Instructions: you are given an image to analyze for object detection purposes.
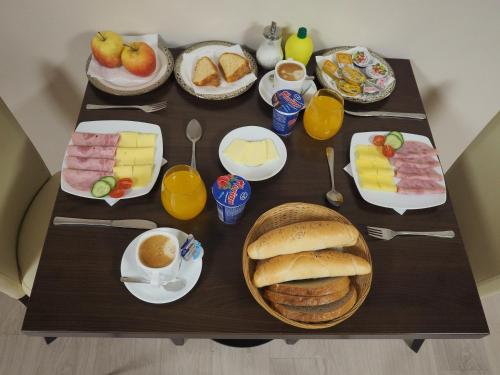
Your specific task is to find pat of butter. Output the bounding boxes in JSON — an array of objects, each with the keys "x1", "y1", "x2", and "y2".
[{"x1": 224, "y1": 138, "x2": 278, "y2": 167}]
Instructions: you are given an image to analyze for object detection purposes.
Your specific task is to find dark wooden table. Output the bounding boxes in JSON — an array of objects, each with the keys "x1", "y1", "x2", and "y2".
[{"x1": 22, "y1": 48, "x2": 488, "y2": 351}]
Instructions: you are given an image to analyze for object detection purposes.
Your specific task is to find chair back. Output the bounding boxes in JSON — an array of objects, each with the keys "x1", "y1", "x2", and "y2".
[
  {"x1": 447, "y1": 111, "x2": 500, "y2": 297},
  {"x1": 0, "y1": 97, "x2": 50, "y2": 299}
]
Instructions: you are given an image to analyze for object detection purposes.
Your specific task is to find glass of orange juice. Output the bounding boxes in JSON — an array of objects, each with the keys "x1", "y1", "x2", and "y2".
[
  {"x1": 161, "y1": 165, "x2": 207, "y2": 220},
  {"x1": 303, "y1": 88, "x2": 344, "y2": 140}
]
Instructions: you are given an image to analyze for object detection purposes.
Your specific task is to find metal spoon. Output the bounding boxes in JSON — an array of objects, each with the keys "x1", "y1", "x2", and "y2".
[
  {"x1": 163, "y1": 256, "x2": 186, "y2": 292},
  {"x1": 186, "y1": 119, "x2": 202, "y2": 170},
  {"x1": 325, "y1": 147, "x2": 344, "y2": 207}
]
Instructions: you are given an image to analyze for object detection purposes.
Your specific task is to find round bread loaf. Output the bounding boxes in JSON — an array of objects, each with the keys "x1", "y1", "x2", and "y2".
[{"x1": 247, "y1": 221, "x2": 359, "y2": 260}]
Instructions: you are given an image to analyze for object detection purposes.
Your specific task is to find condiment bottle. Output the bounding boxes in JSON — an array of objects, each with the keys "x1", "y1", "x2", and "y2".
[
  {"x1": 284, "y1": 27, "x2": 314, "y2": 66},
  {"x1": 256, "y1": 21, "x2": 283, "y2": 70}
]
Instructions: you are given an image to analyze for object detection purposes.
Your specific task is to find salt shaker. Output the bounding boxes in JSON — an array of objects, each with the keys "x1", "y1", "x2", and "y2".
[{"x1": 256, "y1": 21, "x2": 283, "y2": 70}]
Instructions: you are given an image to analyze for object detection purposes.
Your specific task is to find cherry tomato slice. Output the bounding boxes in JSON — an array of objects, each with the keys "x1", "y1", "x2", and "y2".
[
  {"x1": 382, "y1": 144, "x2": 395, "y2": 158},
  {"x1": 117, "y1": 178, "x2": 133, "y2": 190},
  {"x1": 372, "y1": 135, "x2": 386, "y2": 146},
  {"x1": 109, "y1": 188, "x2": 125, "y2": 198}
]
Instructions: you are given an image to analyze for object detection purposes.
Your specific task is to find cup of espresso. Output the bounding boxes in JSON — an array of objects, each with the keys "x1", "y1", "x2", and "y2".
[
  {"x1": 136, "y1": 230, "x2": 180, "y2": 285},
  {"x1": 273, "y1": 59, "x2": 306, "y2": 93}
]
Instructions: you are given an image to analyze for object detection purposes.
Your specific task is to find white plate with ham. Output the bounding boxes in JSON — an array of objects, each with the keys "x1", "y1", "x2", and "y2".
[
  {"x1": 350, "y1": 132, "x2": 446, "y2": 210},
  {"x1": 61, "y1": 120, "x2": 163, "y2": 200}
]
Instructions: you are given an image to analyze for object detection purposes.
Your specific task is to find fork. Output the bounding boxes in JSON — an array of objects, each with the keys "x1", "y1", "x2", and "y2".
[
  {"x1": 366, "y1": 226, "x2": 455, "y2": 240},
  {"x1": 86, "y1": 101, "x2": 167, "y2": 113}
]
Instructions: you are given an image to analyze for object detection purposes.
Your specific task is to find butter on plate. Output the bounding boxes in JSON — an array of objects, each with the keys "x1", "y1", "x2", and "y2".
[{"x1": 224, "y1": 139, "x2": 278, "y2": 167}]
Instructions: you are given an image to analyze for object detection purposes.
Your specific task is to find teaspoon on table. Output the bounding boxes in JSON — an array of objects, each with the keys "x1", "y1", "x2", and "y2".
[
  {"x1": 325, "y1": 147, "x2": 344, "y2": 207},
  {"x1": 186, "y1": 119, "x2": 202, "y2": 170}
]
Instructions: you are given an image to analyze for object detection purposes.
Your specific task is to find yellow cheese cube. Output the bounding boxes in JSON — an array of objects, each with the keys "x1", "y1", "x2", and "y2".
[
  {"x1": 115, "y1": 148, "x2": 155, "y2": 166},
  {"x1": 355, "y1": 145, "x2": 381, "y2": 155},
  {"x1": 132, "y1": 165, "x2": 153, "y2": 187},
  {"x1": 356, "y1": 158, "x2": 374, "y2": 169},
  {"x1": 137, "y1": 133, "x2": 156, "y2": 147},
  {"x1": 115, "y1": 148, "x2": 136, "y2": 166},
  {"x1": 118, "y1": 132, "x2": 138, "y2": 147},
  {"x1": 134, "y1": 148, "x2": 155, "y2": 165},
  {"x1": 360, "y1": 176, "x2": 379, "y2": 190},
  {"x1": 377, "y1": 175, "x2": 395, "y2": 186},
  {"x1": 378, "y1": 183, "x2": 397, "y2": 192},
  {"x1": 358, "y1": 168, "x2": 377, "y2": 178},
  {"x1": 377, "y1": 168, "x2": 395, "y2": 178},
  {"x1": 113, "y1": 166, "x2": 133, "y2": 179},
  {"x1": 372, "y1": 157, "x2": 391, "y2": 168}
]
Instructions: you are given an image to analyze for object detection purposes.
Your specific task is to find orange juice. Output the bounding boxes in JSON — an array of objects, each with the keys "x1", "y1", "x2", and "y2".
[
  {"x1": 161, "y1": 165, "x2": 207, "y2": 220},
  {"x1": 303, "y1": 89, "x2": 344, "y2": 140}
]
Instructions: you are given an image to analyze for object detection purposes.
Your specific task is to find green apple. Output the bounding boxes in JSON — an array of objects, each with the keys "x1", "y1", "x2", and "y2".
[{"x1": 91, "y1": 31, "x2": 123, "y2": 68}]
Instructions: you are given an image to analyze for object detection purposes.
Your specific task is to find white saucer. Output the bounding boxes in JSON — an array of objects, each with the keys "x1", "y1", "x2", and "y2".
[
  {"x1": 218, "y1": 126, "x2": 287, "y2": 181},
  {"x1": 120, "y1": 228, "x2": 202, "y2": 304},
  {"x1": 258, "y1": 70, "x2": 317, "y2": 107}
]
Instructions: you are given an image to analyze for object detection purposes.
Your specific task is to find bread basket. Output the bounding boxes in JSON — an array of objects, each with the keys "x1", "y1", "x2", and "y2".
[{"x1": 242, "y1": 202, "x2": 372, "y2": 329}]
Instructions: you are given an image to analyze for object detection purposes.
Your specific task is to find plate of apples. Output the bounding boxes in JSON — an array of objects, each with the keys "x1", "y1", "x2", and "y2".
[{"x1": 86, "y1": 31, "x2": 174, "y2": 96}]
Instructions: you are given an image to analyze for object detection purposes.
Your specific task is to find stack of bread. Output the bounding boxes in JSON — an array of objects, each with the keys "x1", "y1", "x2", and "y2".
[
  {"x1": 193, "y1": 52, "x2": 251, "y2": 87},
  {"x1": 248, "y1": 221, "x2": 372, "y2": 323}
]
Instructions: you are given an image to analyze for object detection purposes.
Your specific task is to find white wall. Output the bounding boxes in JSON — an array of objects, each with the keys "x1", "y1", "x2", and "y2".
[{"x1": 1, "y1": 0, "x2": 499, "y2": 173}]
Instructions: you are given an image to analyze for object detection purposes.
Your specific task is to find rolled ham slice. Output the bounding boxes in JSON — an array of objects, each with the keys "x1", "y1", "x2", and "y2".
[
  {"x1": 67, "y1": 145, "x2": 116, "y2": 159},
  {"x1": 66, "y1": 157, "x2": 114, "y2": 172},
  {"x1": 394, "y1": 141, "x2": 437, "y2": 158},
  {"x1": 71, "y1": 132, "x2": 120, "y2": 146},
  {"x1": 397, "y1": 178, "x2": 445, "y2": 194},
  {"x1": 396, "y1": 165, "x2": 443, "y2": 181},
  {"x1": 392, "y1": 157, "x2": 439, "y2": 169},
  {"x1": 63, "y1": 169, "x2": 109, "y2": 191}
]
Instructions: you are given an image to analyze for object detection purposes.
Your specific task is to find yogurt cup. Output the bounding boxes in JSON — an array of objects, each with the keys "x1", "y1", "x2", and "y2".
[
  {"x1": 272, "y1": 89, "x2": 304, "y2": 136},
  {"x1": 211, "y1": 174, "x2": 251, "y2": 224}
]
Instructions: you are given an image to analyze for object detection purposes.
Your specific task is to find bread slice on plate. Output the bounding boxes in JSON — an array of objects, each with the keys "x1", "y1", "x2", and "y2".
[
  {"x1": 193, "y1": 56, "x2": 220, "y2": 87},
  {"x1": 267, "y1": 276, "x2": 350, "y2": 297},
  {"x1": 263, "y1": 282, "x2": 350, "y2": 306},
  {"x1": 272, "y1": 285, "x2": 357, "y2": 323},
  {"x1": 219, "y1": 53, "x2": 251, "y2": 83}
]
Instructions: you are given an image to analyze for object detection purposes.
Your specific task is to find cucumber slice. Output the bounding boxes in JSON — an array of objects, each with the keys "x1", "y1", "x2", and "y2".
[
  {"x1": 388, "y1": 131, "x2": 404, "y2": 143},
  {"x1": 91, "y1": 180, "x2": 111, "y2": 198},
  {"x1": 100, "y1": 176, "x2": 116, "y2": 189},
  {"x1": 384, "y1": 134, "x2": 404, "y2": 150}
]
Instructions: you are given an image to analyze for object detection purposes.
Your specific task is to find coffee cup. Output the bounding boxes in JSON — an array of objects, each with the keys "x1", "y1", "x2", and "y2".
[
  {"x1": 273, "y1": 59, "x2": 306, "y2": 94},
  {"x1": 136, "y1": 230, "x2": 180, "y2": 286}
]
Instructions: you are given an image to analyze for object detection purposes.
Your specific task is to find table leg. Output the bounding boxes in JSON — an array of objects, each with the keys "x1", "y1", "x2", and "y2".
[
  {"x1": 171, "y1": 338, "x2": 185, "y2": 346},
  {"x1": 405, "y1": 339, "x2": 425, "y2": 353},
  {"x1": 285, "y1": 339, "x2": 299, "y2": 345}
]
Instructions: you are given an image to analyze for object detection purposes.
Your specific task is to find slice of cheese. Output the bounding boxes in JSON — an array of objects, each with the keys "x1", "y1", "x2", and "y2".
[
  {"x1": 378, "y1": 183, "x2": 397, "y2": 192},
  {"x1": 132, "y1": 165, "x2": 153, "y2": 187},
  {"x1": 137, "y1": 133, "x2": 156, "y2": 147},
  {"x1": 118, "y1": 132, "x2": 138, "y2": 147},
  {"x1": 115, "y1": 147, "x2": 155, "y2": 166},
  {"x1": 113, "y1": 166, "x2": 133, "y2": 179},
  {"x1": 224, "y1": 138, "x2": 278, "y2": 167},
  {"x1": 355, "y1": 145, "x2": 382, "y2": 156},
  {"x1": 360, "y1": 175, "x2": 378, "y2": 190},
  {"x1": 378, "y1": 167, "x2": 395, "y2": 178},
  {"x1": 358, "y1": 168, "x2": 377, "y2": 178}
]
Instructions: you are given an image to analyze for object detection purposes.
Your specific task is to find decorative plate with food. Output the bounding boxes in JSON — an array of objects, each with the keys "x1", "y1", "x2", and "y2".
[
  {"x1": 315, "y1": 46, "x2": 396, "y2": 103},
  {"x1": 350, "y1": 131, "x2": 447, "y2": 210}
]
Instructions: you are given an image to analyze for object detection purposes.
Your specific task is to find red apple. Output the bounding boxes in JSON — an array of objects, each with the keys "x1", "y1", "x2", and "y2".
[
  {"x1": 121, "y1": 42, "x2": 156, "y2": 77},
  {"x1": 91, "y1": 31, "x2": 123, "y2": 68}
]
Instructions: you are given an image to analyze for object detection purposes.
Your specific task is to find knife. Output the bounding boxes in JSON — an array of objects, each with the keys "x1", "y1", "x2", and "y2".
[
  {"x1": 344, "y1": 110, "x2": 427, "y2": 120},
  {"x1": 53, "y1": 216, "x2": 157, "y2": 230}
]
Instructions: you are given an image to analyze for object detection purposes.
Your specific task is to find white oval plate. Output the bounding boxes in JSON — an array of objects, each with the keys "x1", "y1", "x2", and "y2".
[
  {"x1": 258, "y1": 70, "x2": 317, "y2": 107},
  {"x1": 350, "y1": 132, "x2": 447, "y2": 210},
  {"x1": 120, "y1": 228, "x2": 202, "y2": 304},
  {"x1": 218, "y1": 126, "x2": 287, "y2": 181}
]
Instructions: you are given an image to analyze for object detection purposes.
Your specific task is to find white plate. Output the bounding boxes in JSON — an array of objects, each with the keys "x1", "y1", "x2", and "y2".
[
  {"x1": 258, "y1": 70, "x2": 317, "y2": 107},
  {"x1": 350, "y1": 132, "x2": 447, "y2": 210},
  {"x1": 120, "y1": 228, "x2": 202, "y2": 304},
  {"x1": 61, "y1": 120, "x2": 163, "y2": 200},
  {"x1": 218, "y1": 126, "x2": 287, "y2": 181}
]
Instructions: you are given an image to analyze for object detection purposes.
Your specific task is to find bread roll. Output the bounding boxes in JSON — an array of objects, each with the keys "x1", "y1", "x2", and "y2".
[
  {"x1": 267, "y1": 276, "x2": 350, "y2": 297},
  {"x1": 247, "y1": 221, "x2": 359, "y2": 260},
  {"x1": 263, "y1": 283, "x2": 350, "y2": 306},
  {"x1": 253, "y1": 249, "x2": 371, "y2": 288}
]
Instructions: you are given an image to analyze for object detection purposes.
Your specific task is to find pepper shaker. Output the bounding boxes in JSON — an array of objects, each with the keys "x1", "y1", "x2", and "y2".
[{"x1": 256, "y1": 21, "x2": 283, "y2": 70}]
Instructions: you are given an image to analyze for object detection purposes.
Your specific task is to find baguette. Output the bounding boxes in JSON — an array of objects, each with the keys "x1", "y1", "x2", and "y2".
[
  {"x1": 272, "y1": 285, "x2": 357, "y2": 323},
  {"x1": 247, "y1": 221, "x2": 359, "y2": 260},
  {"x1": 268, "y1": 276, "x2": 350, "y2": 297},
  {"x1": 263, "y1": 283, "x2": 350, "y2": 306},
  {"x1": 253, "y1": 249, "x2": 371, "y2": 288}
]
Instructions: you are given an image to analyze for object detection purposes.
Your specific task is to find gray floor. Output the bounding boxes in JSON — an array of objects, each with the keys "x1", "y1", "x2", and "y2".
[{"x1": 1, "y1": 292, "x2": 499, "y2": 375}]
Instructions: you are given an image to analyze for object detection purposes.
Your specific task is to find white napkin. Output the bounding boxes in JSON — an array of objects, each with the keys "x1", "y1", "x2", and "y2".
[
  {"x1": 105, "y1": 157, "x2": 168, "y2": 206},
  {"x1": 87, "y1": 34, "x2": 160, "y2": 86},
  {"x1": 343, "y1": 163, "x2": 406, "y2": 215},
  {"x1": 180, "y1": 44, "x2": 257, "y2": 95},
  {"x1": 315, "y1": 47, "x2": 395, "y2": 99}
]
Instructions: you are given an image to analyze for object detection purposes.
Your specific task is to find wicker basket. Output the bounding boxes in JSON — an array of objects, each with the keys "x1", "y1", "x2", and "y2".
[{"x1": 242, "y1": 202, "x2": 372, "y2": 329}]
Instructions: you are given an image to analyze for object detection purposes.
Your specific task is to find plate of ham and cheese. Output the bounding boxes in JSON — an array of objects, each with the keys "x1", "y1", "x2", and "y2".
[
  {"x1": 61, "y1": 120, "x2": 163, "y2": 200},
  {"x1": 350, "y1": 131, "x2": 446, "y2": 210},
  {"x1": 218, "y1": 126, "x2": 287, "y2": 181}
]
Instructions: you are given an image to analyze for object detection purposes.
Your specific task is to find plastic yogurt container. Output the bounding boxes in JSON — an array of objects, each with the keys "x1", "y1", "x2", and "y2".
[
  {"x1": 211, "y1": 174, "x2": 251, "y2": 224},
  {"x1": 271, "y1": 89, "x2": 304, "y2": 136}
]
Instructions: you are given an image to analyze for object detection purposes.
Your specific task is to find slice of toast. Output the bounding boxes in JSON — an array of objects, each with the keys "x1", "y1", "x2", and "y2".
[
  {"x1": 193, "y1": 56, "x2": 220, "y2": 87},
  {"x1": 219, "y1": 53, "x2": 251, "y2": 83}
]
